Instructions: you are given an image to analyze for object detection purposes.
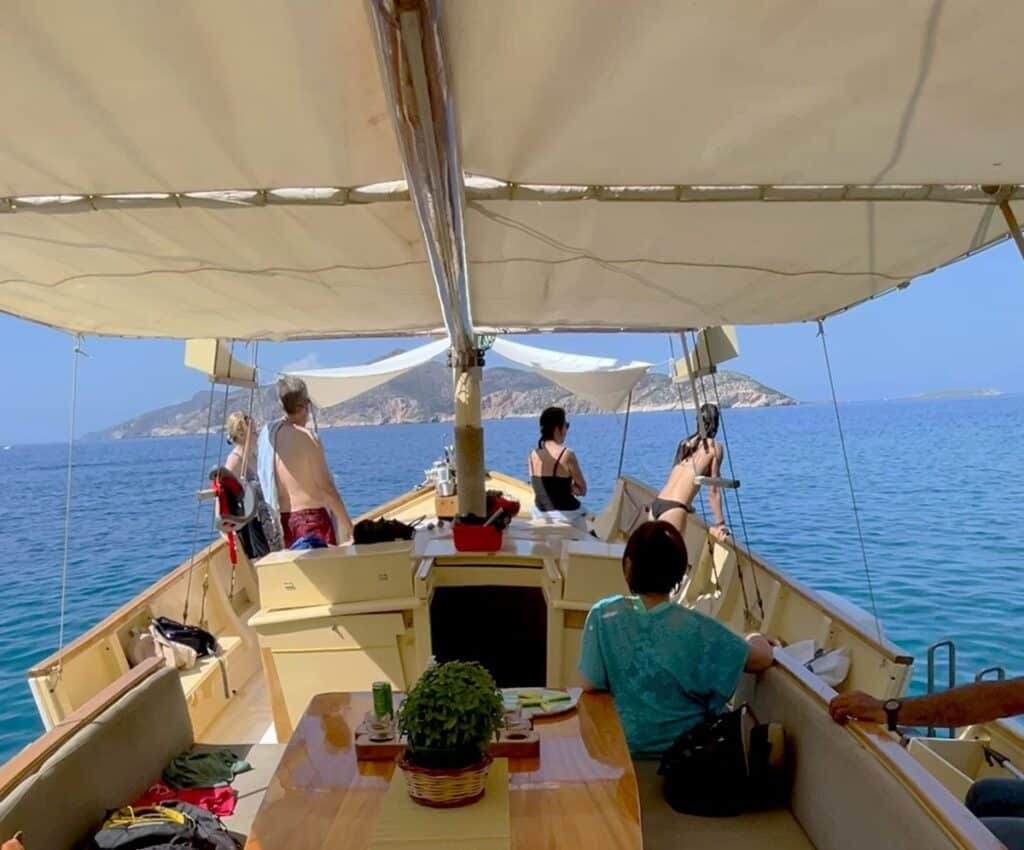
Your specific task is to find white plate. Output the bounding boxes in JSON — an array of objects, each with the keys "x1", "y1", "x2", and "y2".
[{"x1": 502, "y1": 687, "x2": 579, "y2": 718}]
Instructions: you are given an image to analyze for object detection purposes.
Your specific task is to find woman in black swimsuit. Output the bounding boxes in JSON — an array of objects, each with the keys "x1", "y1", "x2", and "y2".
[
  {"x1": 651, "y1": 403, "x2": 730, "y2": 540},
  {"x1": 528, "y1": 406, "x2": 588, "y2": 531}
]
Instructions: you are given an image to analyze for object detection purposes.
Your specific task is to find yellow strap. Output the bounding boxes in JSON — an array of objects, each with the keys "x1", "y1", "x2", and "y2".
[{"x1": 103, "y1": 805, "x2": 188, "y2": 828}]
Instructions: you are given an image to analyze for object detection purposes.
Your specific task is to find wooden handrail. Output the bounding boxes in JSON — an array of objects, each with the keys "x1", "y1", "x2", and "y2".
[
  {"x1": 1, "y1": 657, "x2": 165, "y2": 799},
  {"x1": 771, "y1": 651, "x2": 1004, "y2": 850},
  {"x1": 353, "y1": 483, "x2": 433, "y2": 523}
]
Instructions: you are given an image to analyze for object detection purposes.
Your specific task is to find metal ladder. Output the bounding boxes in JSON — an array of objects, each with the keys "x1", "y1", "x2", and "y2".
[{"x1": 925, "y1": 639, "x2": 1007, "y2": 738}]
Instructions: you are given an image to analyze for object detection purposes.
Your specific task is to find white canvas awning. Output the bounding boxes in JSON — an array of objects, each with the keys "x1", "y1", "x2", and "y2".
[
  {"x1": 284, "y1": 338, "x2": 449, "y2": 408},
  {"x1": 492, "y1": 338, "x2": 651, "y2": 412},
  {"x1": 0, "y1": 1, "x2": 1021, "y2": 340}
]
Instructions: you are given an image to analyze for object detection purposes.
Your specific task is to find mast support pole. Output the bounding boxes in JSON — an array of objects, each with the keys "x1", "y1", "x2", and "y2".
[
  {"x1": 366, "y1": 0, "x2": 485, "y2": 515},
  {"x1": 451, "y1": 346, "x2": 486, "y2": 518},
  {"x1": 984, "y1": 185, "x2": 1024, "y2": 263}
]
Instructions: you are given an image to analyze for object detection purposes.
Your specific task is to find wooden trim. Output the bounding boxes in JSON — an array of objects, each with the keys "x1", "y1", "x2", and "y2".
[
  {"x1": 990, "y1": 718, "x2": 1024, "y2": 747},
  {"x1": 771, "y1": 651, "x2": 1003, "y2": 850},
  {"x1": 354, "y1": 484, "x2": 434, "y2": 523},
  {"x1": 353, "y1": 470, "x2": 529, "y2": 524},
  {"x1": 249, "y1": 597, "x2": 423, "y2": 628},
  {"x1": 0, "y1": 657, "x2": 165, "y2": 798},
  {"x1": 28, "y1": 541, "x2": 224, "y2": 676},
  {"x1": 260, "y1": 647, "x2": 293, "y2": 742}
]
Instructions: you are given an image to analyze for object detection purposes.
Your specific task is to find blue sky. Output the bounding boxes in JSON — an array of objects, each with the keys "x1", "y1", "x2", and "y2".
[{"x1": 1, "y1": 240, "x2": 1021, "y2": 445}]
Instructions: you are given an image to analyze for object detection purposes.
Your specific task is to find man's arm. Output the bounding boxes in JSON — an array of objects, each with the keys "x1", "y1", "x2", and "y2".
[
  {"x1": 829, "y1": 678, "x2": 1024, "y2": 727},
  {"x1": 744, "y1": 632, "x2": 774, "y2": 673},
  {"x1": 312, "y1": 435, "x2": 354, "y2": 542}
]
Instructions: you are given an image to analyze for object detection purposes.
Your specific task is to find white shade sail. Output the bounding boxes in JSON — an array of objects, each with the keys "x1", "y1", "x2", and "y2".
[
  {"x1": 448, "y1": 1, "x2": 1024, "y2": 186},
  {"x1": 284, "y1": 338, "x2": 449, "y2": 408},
  {"x1": 492, "y1": 338, "x2": 651, "y2": 412},
  {"x1": 0, "y1": 1, "x2": 1021, "y2": 340},
  {"x1": 0, "y1": 195, "x2": 1016, "y2": 339}
]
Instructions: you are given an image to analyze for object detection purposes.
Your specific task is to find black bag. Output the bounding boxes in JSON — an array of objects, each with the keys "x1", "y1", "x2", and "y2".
[
  {"x1": 353, "y1": 518, "x2": 415, "y2": 545},
  {"x1": 91, "y1": 801, "x2": 239, "y2": 849},
  {"x1": 152, "y1": 617, "x2": 219, "y2": 658},
  {"x1": 658, "y1": 700, "x2": 788, "y2": 817},
  {"x1": 237, "y1": 517, "x2": 271, "y2": 561}
]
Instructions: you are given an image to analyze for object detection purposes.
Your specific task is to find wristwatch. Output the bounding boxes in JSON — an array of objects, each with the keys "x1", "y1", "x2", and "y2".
[{"x1": 883, "y1": 699, "x2": 902, "y2": 732}]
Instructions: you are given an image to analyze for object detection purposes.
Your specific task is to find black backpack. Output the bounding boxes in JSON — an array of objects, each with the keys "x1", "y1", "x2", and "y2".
[
  {"x1": 151, "y1": 617, "x2": 219, "y2": 658},
  {"x1": 658, "y1": 702, "x2": 789, "y2": 817},
  {"x1": 90, "y1": 801, "x2": 238, "y2": 849}
]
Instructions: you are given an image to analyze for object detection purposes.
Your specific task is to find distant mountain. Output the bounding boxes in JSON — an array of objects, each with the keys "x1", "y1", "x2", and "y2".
[{"x1": 88, "y1": 362, "x2": 797, "y2": 440}]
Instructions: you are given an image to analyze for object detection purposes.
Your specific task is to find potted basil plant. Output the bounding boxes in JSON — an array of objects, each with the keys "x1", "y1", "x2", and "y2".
[{"x1": 397, "y1": 660, "x2": 505, "y2": 807}]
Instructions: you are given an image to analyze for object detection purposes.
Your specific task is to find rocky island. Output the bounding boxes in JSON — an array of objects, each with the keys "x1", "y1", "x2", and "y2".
[{"x1": 91, "y1": 360, "x2": 797, "y2": 440}]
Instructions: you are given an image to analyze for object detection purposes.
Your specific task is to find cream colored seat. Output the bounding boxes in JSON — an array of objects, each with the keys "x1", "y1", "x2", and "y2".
[
  {"x1": 635, "y1": 760, "x2": 814, "y2": 850},
  {"x1": 0, "y1": 665, "x2": 283, "y2": 847}
]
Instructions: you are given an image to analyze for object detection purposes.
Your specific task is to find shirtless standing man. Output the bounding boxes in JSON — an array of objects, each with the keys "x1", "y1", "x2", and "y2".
[
  {"x1": 259, "y1": 376, "x2": 354, "y2": 547},
  {"x1": 650, "y1": 403, "x2": 730, "y2": 541}
]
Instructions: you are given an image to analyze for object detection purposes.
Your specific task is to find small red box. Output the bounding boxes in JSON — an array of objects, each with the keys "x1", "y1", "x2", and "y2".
[{"x1": 453, "y1": 523, "x2": 503, "y2": 552}]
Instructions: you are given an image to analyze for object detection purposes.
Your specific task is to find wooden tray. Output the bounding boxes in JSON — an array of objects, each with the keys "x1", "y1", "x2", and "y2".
[{"x1": 355, "y1": 725, "x2": 540, "y2": 761}]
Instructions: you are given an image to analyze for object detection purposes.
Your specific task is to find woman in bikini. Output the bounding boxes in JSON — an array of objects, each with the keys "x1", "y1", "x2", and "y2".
[
  {"x1": 651, "y1": 403, "x2": 730, "y2": 541},
  {"x1": 528, "y1": 406, "x2": 588, "y2": 532},
  {"x1": 225, "y1": 411, "x2": 283, "y2": 551}
]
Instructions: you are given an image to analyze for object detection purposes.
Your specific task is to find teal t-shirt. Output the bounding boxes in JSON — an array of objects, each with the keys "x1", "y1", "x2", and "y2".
[{"x1": 578, "y1": 595, "x2": 749, "y2": 755}]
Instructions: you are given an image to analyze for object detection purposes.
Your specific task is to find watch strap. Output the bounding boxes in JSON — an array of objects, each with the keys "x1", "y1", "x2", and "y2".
[{"x1": 884, "y1": 699, "x2": 901, "y2": 732}]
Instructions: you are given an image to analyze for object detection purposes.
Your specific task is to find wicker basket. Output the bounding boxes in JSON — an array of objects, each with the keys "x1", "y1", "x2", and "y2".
[{"x1": 398, "y1": 753, "x2": 493, "y2": 808}]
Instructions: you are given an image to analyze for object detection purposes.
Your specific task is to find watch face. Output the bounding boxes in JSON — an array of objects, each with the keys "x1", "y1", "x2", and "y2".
[{"x1": 884, "y1": 699, "x2": 901, "y2": 711}]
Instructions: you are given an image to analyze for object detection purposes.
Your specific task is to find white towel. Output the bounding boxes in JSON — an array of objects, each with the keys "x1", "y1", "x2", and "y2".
[{"x1": 257, "y1": 419, "x2": 284, "y2": 514}]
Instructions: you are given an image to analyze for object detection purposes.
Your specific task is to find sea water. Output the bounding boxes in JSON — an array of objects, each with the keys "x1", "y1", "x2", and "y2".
[{"x1": 0, "y1": 396, "x2": 1021, "y2": 761}]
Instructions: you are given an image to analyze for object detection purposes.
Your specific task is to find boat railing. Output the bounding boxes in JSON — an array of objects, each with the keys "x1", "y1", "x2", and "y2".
[
  {"x1": 599, "y1": 474, "x2": 913, "y2": 698},
  {"x1": 765, "y1": 650, "x2": 1005, "y2": 850},
  {"x1": 26, "y1": 539, "x2": 262, "y2": 734}
]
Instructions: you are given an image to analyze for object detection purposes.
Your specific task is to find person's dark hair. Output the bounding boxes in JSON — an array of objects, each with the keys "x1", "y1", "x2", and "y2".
[
  {"x1": 278, "y1": 375, "x2": 310, "y2": 416},
  {"x1": 622, "y1": 521, "x2": 688, "y2": 595},
  {"x1": 674, "y1": 403, "x2": 720, "y2": 465},
  {"x1": 538, "y1": 406, "x2": 567, "y2": 449}
]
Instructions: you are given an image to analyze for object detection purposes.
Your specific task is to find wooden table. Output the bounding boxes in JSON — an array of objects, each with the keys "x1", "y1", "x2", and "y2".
[{"x1": 245, "y1": 690, "x2": 642, "y2": 850}]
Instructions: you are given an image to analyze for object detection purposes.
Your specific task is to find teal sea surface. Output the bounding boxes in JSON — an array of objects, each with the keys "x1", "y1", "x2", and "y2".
[{"x1": 0, "y1": 396, "x2": 1022, "y2": 761}]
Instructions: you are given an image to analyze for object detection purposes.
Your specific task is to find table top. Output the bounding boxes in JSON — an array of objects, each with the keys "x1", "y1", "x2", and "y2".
[{"x1": 245, "y1": 689, "x2": 642, "y2": 850}]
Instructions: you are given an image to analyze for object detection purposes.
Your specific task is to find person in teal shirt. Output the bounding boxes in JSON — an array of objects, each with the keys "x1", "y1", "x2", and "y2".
[{"x1": 579, "y1": 521, "x2": 774, "y2": 756}]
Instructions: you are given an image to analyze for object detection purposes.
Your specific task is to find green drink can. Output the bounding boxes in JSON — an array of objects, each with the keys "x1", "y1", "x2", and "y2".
[{"x1": 372, "y1": 681, "x2": 394, "y2": 720}]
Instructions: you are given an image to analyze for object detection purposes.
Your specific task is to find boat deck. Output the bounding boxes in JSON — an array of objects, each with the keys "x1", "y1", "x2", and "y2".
[
  {"x1": 634, "y1": 760, "x2": 814, "y2": 850},
  {"x1": 198, "y1": 669, "x2": 277, "y2": 746}
]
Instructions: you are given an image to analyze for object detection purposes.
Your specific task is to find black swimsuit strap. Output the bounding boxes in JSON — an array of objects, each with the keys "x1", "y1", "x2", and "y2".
[{"x1": 552, "y1": 447, "x2": 567, "y2": 475}]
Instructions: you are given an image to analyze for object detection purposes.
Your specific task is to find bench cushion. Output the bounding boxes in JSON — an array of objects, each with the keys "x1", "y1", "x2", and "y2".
[{"x1": 0, "y1": 666, "x2": 193, "y2": 850}]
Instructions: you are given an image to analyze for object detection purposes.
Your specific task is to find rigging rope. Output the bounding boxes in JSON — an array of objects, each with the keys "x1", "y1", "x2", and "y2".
[
  {"x1": 676, "y1": 333, "x2": 755, "y2": 620},
  {"x1": 616, "y1": 390, "x2": 633, "y2": 479},
  {"x1": 241, "y1": 341, "x2": 259, "y2": 479},
  {"x1": 817, "y1": 320, "x2": 885, "y2": 648},
  {"x1": 694, "y1": 330, "x2": 765, "y2": 622},
  {"x1": 667, "y1": 335, "x2": 710, "y2": 524},
  {"x1": 200, "y1": 345, "x2": 235, "y2": 626},
  {"x1": 182, "y1": 378, "x2": 218, "y2": 624},
  {"x1": 54, "y1": 335, "x2": 86, "y2": 682},
  {"x1": 671, "y1": 331, "x2": 761, "y2": 626},
  {"x1": 230, "y1": 342, "x2": 261, "y2": 603}
]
